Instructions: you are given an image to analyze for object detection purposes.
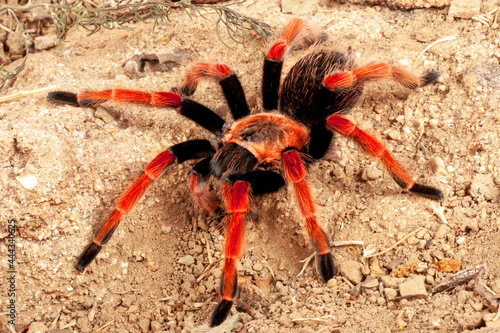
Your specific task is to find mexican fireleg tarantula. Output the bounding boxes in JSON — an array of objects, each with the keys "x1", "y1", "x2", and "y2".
[{"x1": 48, "y1": 19, "x2": 442, "y2": 326}]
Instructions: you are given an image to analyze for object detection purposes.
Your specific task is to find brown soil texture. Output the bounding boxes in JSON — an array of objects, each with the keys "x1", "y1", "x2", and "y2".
[{"x1": 1, "y1": 1, "x2": 500, "y2": 332}]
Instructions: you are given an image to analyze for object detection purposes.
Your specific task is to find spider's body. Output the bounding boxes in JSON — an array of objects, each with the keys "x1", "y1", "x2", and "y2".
[{"x1": 48, "y1": 18, "x2": 443, "y2": 327}]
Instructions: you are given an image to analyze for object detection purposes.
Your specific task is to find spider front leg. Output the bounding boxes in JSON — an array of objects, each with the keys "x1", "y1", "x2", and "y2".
[
  {"x1": 281, "y1": 148, "x2": 335, "y2": 282},
  {"x1": 48, "y1": 90, "x2": 225, "y2": 137},
  {"x1": 76, "y1": 140, "x2": 215, "y2": 272},
  {"x1": 211, "y1": 178, "x2": 252, "y2": 327},
  {"x1": 326, "y1": 115, "x2": 442, "y2": 199}
]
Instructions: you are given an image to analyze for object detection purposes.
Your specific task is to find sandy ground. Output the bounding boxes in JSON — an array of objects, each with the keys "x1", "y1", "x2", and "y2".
[{"x1": 1, "y1": 0, "x2": 500, "y2": 332}]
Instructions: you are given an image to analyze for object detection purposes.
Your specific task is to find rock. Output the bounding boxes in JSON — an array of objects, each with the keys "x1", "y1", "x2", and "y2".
[
  {"x1": 470, "y1": 174, "x2": 500, "y2": 200},
  {"x1": 6, "y1": 29, "x2": 27, "y2": 56},
  {"x1": 415, "y1": 27, "x2": 436, "y2": 43},
  {"x1": 27, "y1": 322, "x2": 48, "y2": 333},
  {"x1": 94, "y1": 107, "x2": 115, "y2": 124},
  {"x1": 386, "y1": 259, "x2": 402, "y2": 271},
  {"x1": 16, "y1": 174, "x2": 37, "y2": 189},
  {"x1": 178, "y1": 255, "x2": 195, "y2": 266},
  {"x1": 138, "y1": 317, "x2": 150, "y2": 333},
  {"x1": 339, "y1": 260, "x2": 363, "y2": 284},
  {"x1": 448, "y1": 0, "x2": 481, "y2": 19},
  {"x1": 362, "y1": 165, "x2": 383, "y2": 181},
  {"x1": 399, "y1": 276, "x2": 427, "y2": 298},
  {"x1": 384, "y1": 288, "x2": 398, "y2": 301},
  {"x1": 34, "y1": 36, "x2": 58, "y2": 51},
  {"x1": 281, "y1": 0, "x2": 318, "y2": 14},
  {"x1": 361, "y1": 276, "x2": 379, "y2": 290},
  {"x1": 191, "y1": 313, "x2": 239, "y2": 333},
  {"x1": 381, "y1": 275, "x2": 400, "y2": 289},
  {"x1": 435, "y1": 224, "x2": 450, "y2": 239}
]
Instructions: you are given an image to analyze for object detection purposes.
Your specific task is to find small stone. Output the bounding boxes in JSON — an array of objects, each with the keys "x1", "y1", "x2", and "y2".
[
  {"x1": 431, "y1": 250, "x2": 445, "y2": 261},
  {"x1": 138, "y1": 317, "x2": 150, "y2": 333},
  {"x1": 385, "y1": 128, "x2": 401, "y2": 141},
  {"x1": 429, "y1": 156, "x2": 446, "y2": 175},
  {"x1": 339, "y1": 260, "x2": 363, "y2": 284},
  {"x1": 6, "y1": 30, "x2": 27, "y2": 56},
  {"x1": 69, "y1": 214, "x2": 77, "y2": 222},
  {"x1": 34, "y1": 36, "x2": 58, "y2": 51},
  {"x1": 361, "y1": 276, "x2": 379, "y2": 290},
  {"x1": 362, "y1": 165, "x2": 383, "y2": 181},
  {"x1": 415, "y1": 27, "x2": 435, "y2": 43},
  {"x1": 470, "y1": 174, "x2": 500, "y2": 200},
  {"x1": 399, "y1": 276, "x2": 427, "y2": 298},
  {"x1": 93, "y1": 178, "x2": 104, "y2": 193},
  {"x1": 448, "y1": 0, "x2": 481, "y2": 19},
  {"x1": 27, "y1": 322, "x2": 48, "y2": 333},
  {"x1": 384, "y1": 288, "x2": 398, "y2": 301},
  {"x1": 381, "y1": 275, "x2": 399, "y2": 289},
  {"x1": 281, "y1": 0, "x2": 318, "y2": 14},
  {"x1": 253, "y1": 262, "x2": 263, "y2": 272},
  {"x1": 178, "y1": 255, "x2": 194, "y2": 266},
  {"x1": 16, "y1": 174, "x2": 38, "y2": 189},
  {"x1": 435, "y1": 224, "x2": 450, "y2": 239},
  {"x1": 386, "y1": 259, "x2": 402, "y2": 271},
  {"x1": 94, "y1": 106, "x2": 115, "y2": 123}
]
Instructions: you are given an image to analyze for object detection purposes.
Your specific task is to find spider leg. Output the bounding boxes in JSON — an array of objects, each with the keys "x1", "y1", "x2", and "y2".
[
  {"x1": 189, "y1": 157, "x2": 220, "y2": 217},
  {"x1": 326, "y1": 115, "x2": 442, "y2": 199},
  {"x1": 180, "y1": 63, "x2": 249, "y2": 120},
  {"x1": 48, "y1": 90, "x2": 225, "y2": 137},
  {"x1": 76, "y1": 140, "x2": 215, "y2": 272},
  {"x1": 323, "y1": 62, "x2": 439, "y2": 91},
  {"x1": 281, "y1": 148, "x2": 335, "y2": 283},
  {"x1": 211, "y1": 178, "x2": 251, "y2": 327},
  {"x1": 263, "y1": 18, "x2": 325, "y2": 110}
]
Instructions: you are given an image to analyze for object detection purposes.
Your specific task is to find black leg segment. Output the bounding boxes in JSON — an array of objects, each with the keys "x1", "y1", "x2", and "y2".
[
  {"x1": 219, "y1": 73, "x2": 250, "y2": 120},
  {"x1": 180, "y1": 98, "x2": 225, "y2": 138},
  {"x1": 263, "y1": 58, "x2": 283, "y2": 110},
  {"x1": 168, "y1": 140, "x2": 216, "y2": 163}
]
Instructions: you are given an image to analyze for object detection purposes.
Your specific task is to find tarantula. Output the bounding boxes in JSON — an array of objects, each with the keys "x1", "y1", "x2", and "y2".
[{"x1": 48, "y1": 18, "x2": 442, "y2": 326}]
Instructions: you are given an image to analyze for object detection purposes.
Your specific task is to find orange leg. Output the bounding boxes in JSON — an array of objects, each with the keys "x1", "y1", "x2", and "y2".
[
  {"x1": 76, "y1": 150, "x2": 176, "y2": 271},
  {"x1": 323, "y1": 62, "x2": 439, "y2": 91},
  {"x1": 281, "y1": 149, "x2": 335, "y2": 282},
  {"x1": 211, "y1": 180, "x2": 251, "y2": 327},
  {"x1": 267, "y1": 18, "x2": 323, "y2": 60},
  {"x1": 188, "y1": 172, "x2": 219, "y2": 216},
  {"x1": 76, "y1": 140, "x2": 216, "y2": 272},
  {"x1": 326, "y1": 115, "x2": 442, "y2": 199},
  {"x1": 48, "y1": 89, "x2": 181, "y2": 108},
  {"x1": 180, "y1": 63, "x2": 232, "y2": 95}
]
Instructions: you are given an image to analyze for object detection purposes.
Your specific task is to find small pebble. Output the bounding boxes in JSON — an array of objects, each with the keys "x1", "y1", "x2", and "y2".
[
  {"x1": 178, "y1": 255, "x2": 195, "y2": 266},
  {"x1": 16, "y1": 175, "x2": 38, "y2": 189}
]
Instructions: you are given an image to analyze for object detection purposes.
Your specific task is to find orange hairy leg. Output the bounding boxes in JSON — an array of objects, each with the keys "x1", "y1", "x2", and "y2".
[
  {"x1": 323, "y1": 62, "x2": 440, "y2": 91},
  {"x1": 326, "y1": 115, "x2": 442, "y2": 199},
  {"x1": 48, "y1": 89, "x2": 181, "y2": 108},
  {"x1": 281, "y1": 149, "x2": 335, "y2": 282},
  {"x1": 210, "y1": 180, "x2": 251, "y2": 327},
  {"x1": 76, "y1": 140, "x2": 216, "y2": 272}
]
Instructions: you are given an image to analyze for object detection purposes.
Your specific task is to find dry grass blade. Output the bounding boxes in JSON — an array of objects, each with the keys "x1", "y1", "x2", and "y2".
[
  {"x1": 415, "y1": 36, "x2": 456, "y2": 63},
  {"x1": 364, "y1": 227, "x2": 424, "y2": 259}
]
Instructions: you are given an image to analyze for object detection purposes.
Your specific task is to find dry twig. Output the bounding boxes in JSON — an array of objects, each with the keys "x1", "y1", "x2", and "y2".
[
  {"x1": 432, "y1": 264, "x2": 487, "y2": 295},
  {"x1": 415, "y1": 36, "x2": 456, "y2": 63},
  {"x1": 364, "y1": 227, "x2": 424, "y2": 259},
  {"x1": 297, "y1": 252, "x2": 315, "y2": 277}
]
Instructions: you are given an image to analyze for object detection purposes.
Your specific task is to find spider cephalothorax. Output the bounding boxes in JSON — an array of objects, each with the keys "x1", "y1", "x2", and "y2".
[{"x1": 48, "y1": 18, "x2": 442, "y2": 327}]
